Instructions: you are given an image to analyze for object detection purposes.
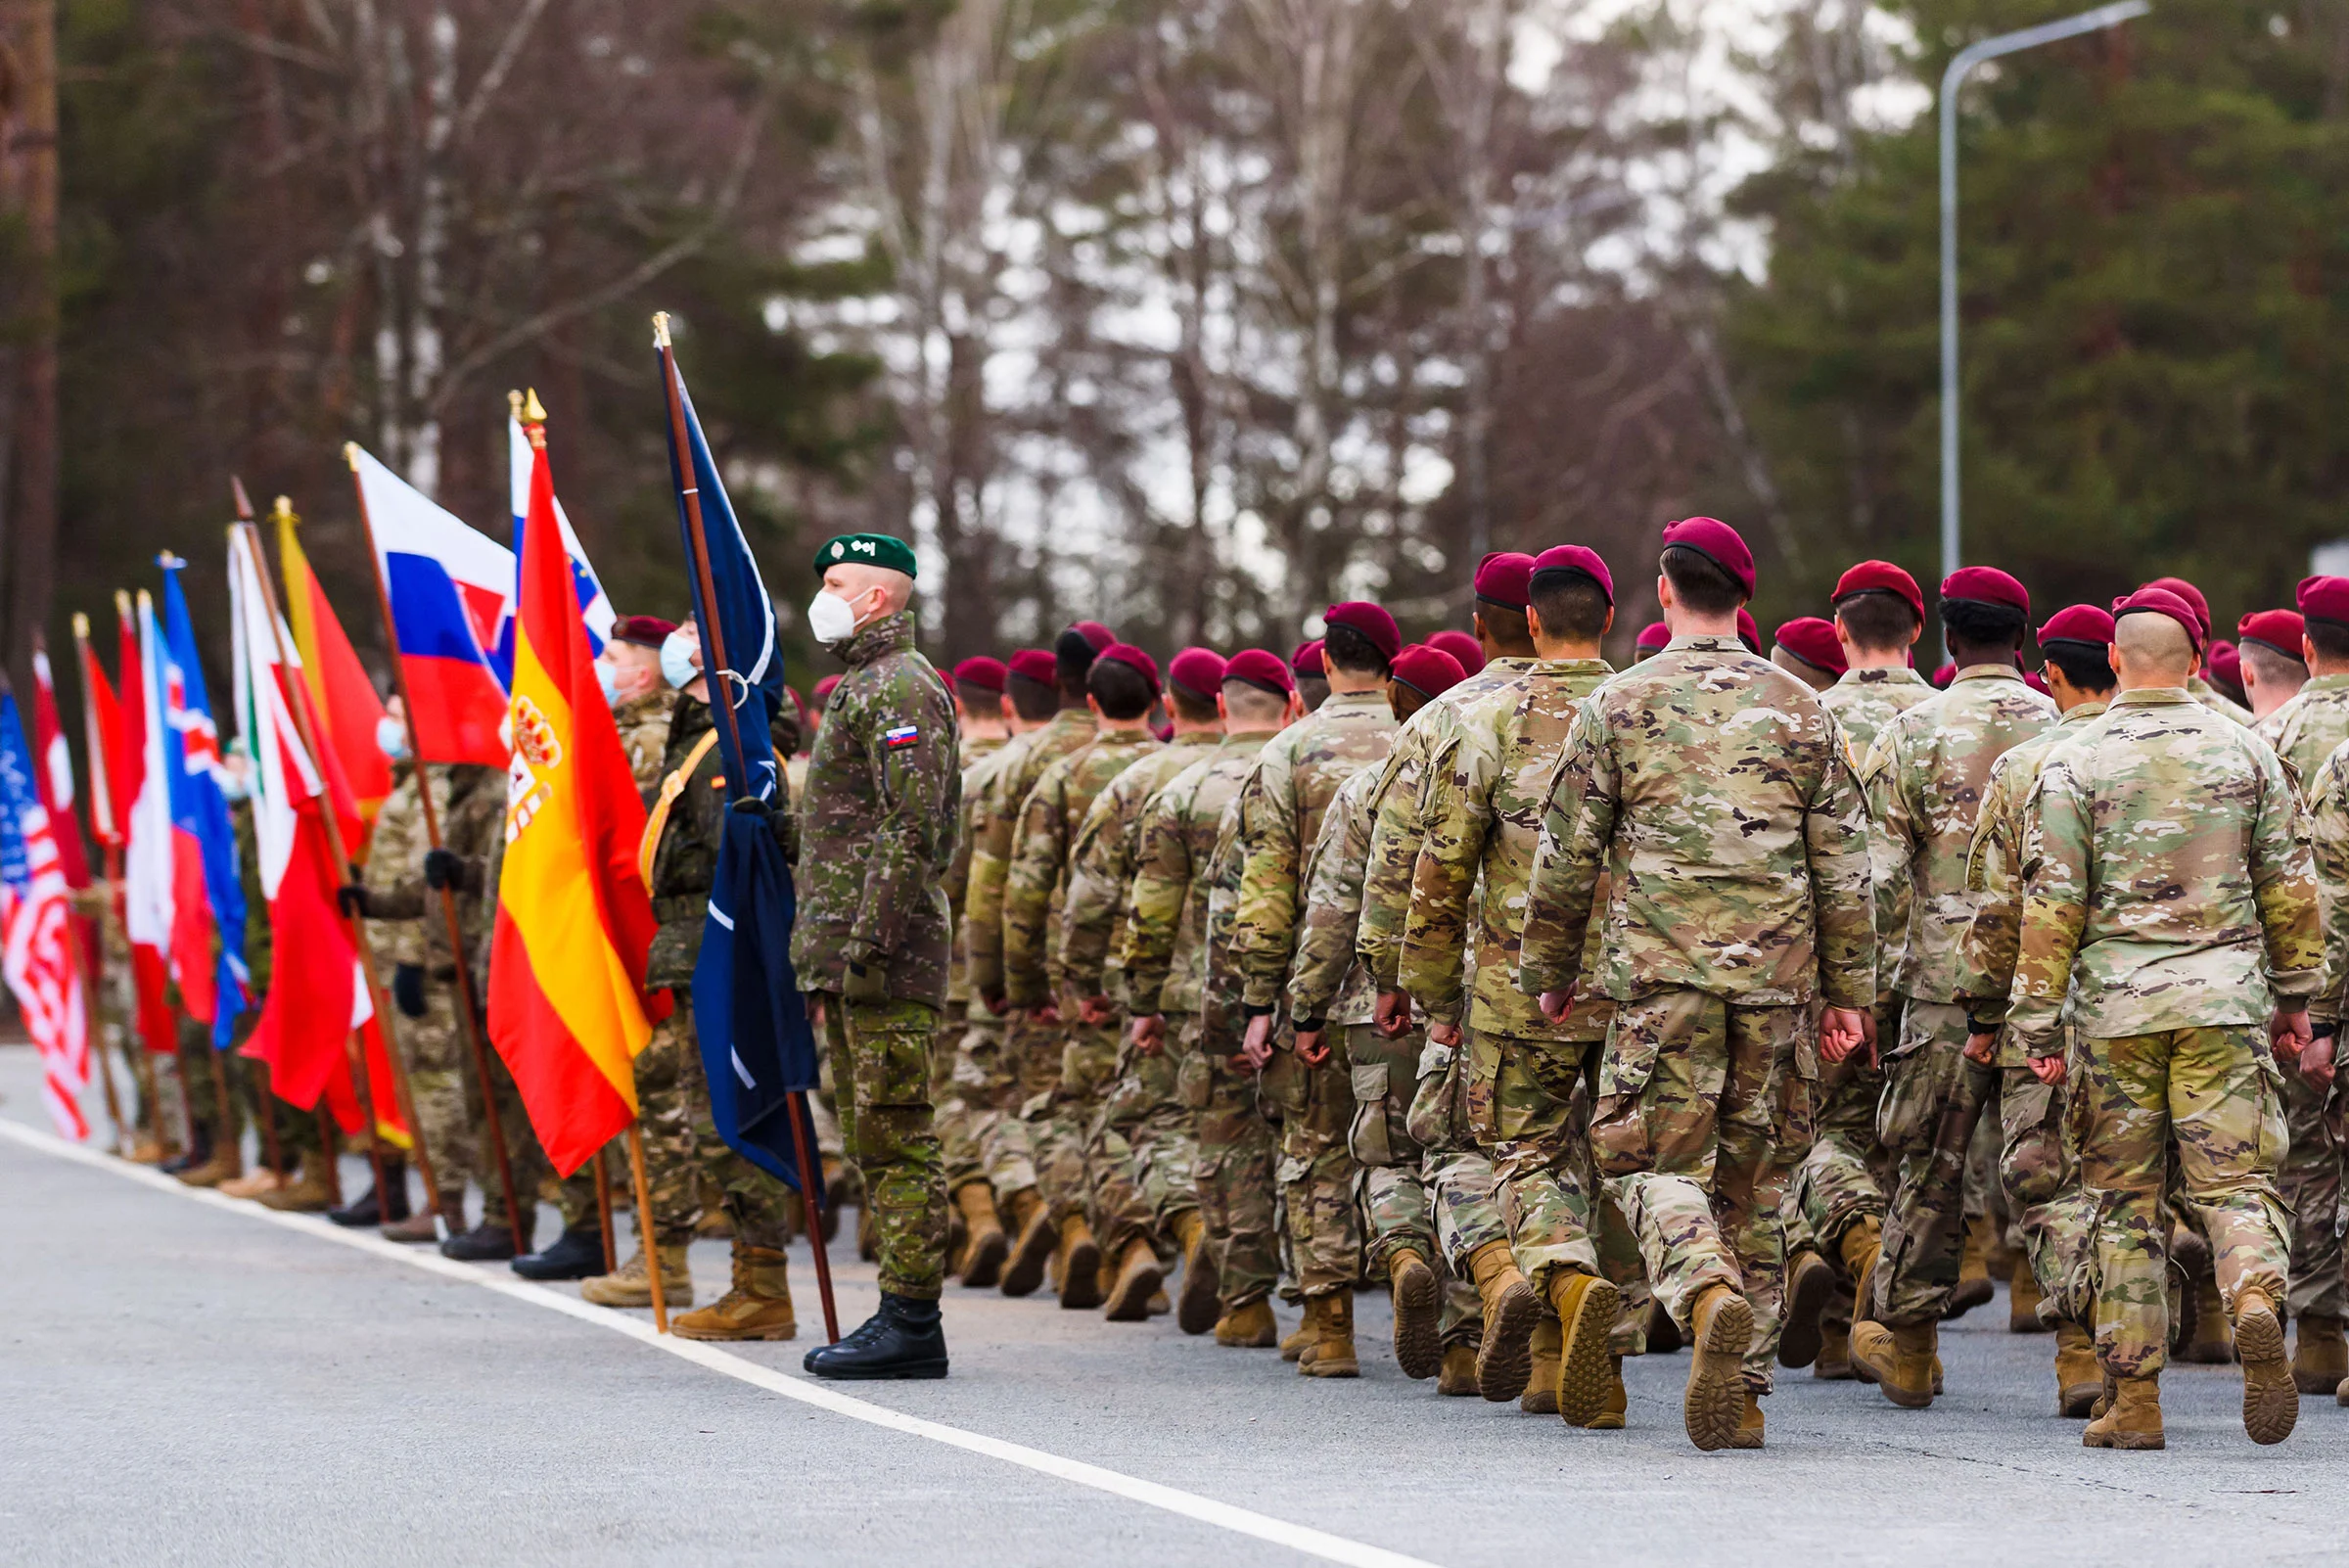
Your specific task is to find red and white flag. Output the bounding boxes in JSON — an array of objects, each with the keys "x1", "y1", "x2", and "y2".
[
  {"x1": 117, "y1": 594, "x2": 174, "y2": 1051},
  {"x1": 0, "y1": 688, "x2": 90, "y2": 1139}
]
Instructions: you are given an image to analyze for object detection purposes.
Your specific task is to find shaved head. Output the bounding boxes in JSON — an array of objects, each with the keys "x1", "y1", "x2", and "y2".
[{"x1": 2112, "y1": 613, "x2": 2195, "y2": 687}]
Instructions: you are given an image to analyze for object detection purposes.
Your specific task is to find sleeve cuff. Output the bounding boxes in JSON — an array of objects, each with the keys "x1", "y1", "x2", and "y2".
[{"x1": 2271, "y1": 968, "x2": 2322, "y2": 1002}]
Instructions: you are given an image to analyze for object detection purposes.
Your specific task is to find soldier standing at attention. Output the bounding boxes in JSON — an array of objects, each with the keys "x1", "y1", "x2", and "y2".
[
  {"x1": 2238, "y1": 610, "x2": 2307, "y2": 725},
  {"x1": 1292, "y1": 641, "x2": 1329, "y2": 712},
  {"x1": 2004, "y1": 588, "x2": 2314, "y2": 1449},
  {"x1": 1845, "y1": 568, "x2": 2055, "y2": 1405},
  {"x1": 2137, "y1": 576, "x2": 2255, "y2": 726},
  {"x1": 1520, "y1": 518, "x2": 1875, "y2": 1452},
  {"x1": 1771, "y1": 618, "x2": 1845, "y2": 694},
  {"x1": 794, "y1": 533, "x2": 962, "y2": 1381}
]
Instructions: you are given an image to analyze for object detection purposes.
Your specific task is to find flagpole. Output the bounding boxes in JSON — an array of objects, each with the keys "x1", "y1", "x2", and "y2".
[
  {"x1": 112, "y1": 591, "x2": 175, "y2": 1159},
  {"x1": 593, "y1": 1141, "x2": 617, "y2": 1273},
  {"x1": 229, "y1": 516, "x2": 393, "y2": 1223},
  {"x1": 654, "y1": 312, "x2": 839, "y2": 1344},
  {"x1": 64, "y1": 618, "x2": 129, "y2": 1155},
  {"x1": 626, "y1": 1124, "x2": 668, "y2": 1332}
]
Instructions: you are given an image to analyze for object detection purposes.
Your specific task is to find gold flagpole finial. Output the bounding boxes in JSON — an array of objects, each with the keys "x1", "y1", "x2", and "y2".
[
  {"x1": 273, "y1": 495, "x2": 298, "y2": 527},
  {"x1": 507, "y1": 390, "x2": 525, "y2": 421},
  {"x1": 522, "y1": 388, "x2": 548, "y2": 424},
  {"x1": 344, "y1": 441, "x2": 362, "y2": 472},
  {"x1": 156, "y1": 551, "x2": 185, "y2": 572},
  {"x1": 71, "y1": 611, "x2": 89, "y2": 640},
  {"x1": 231, "y1": 476, "x2": 255, "y2": 522},
  {"x1": 652, "y1": 311, "x2": 672, "y2": 348},
  {"x1": 136, "y1": 588, "x2": 153, "y2": 612},
  {"x1": 114, "y1": 589, "x2": 132, "y2": 621}
]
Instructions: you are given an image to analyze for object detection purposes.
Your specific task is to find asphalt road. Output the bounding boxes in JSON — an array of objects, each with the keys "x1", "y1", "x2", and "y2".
[{"x1": 4, "y1": 1041, "x2": 2344, "y2": 1568}]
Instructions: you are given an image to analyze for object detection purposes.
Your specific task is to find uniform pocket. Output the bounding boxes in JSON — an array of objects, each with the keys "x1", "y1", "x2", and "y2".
[
  {"x1": 1405, "y1": 1041, "x2": 1457, "y2": 1150},
  {"x1": 850, "y1": 1007, "x2": 932, "y2": 1110},
  {"x1": 1596, "y1": 1008, "x2": 1660, "y2": 1103},
  {"x1": 1261, "y1": 1045, "x2": 1309, "y2": 1115},
  {"x1": 1877, "y1": 1037, "x2": 1960, "y2": 1155},
  {"x1": 1348, "y1": 1061, "x2": 1394, "y2": 1167},
  {"x1": 1176, "y1": 1048, "x2": 1212, "y2": 1111}
]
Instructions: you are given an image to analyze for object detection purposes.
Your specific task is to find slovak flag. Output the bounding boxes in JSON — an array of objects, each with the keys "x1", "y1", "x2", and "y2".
[
  {"x1": 154, "y1": 561, "x2": 252, "y2": 1045},
  {"x1": 487, "y1": 411, "x2": 615, "y2": 689}
]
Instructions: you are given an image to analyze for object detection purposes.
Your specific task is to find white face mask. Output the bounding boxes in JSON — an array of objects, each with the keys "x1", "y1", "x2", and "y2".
[
  {"x1": 596, "y1": 659, "x2": 623, "y2": 707},
  {"x1": 661, "y1": 631, "x2": 701, "y2": 690},
  {"x1": 377, "y1": 715, "x2": 410, "y2": 761},
  {"x1": 806, "y1": 589, "x2": 859, "y2": 646}
]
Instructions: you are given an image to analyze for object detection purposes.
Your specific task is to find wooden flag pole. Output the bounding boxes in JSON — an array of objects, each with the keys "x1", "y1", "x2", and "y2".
[
  {"x1": 208, "y1": 1044, "x2": 239, "y2": 1164},
  {"x1": 45, "y1": 623, "x2": 126, "y2": 1153},
  {"x1": 107, "y1": 595, "x2": 177, "y2": 1159},
  {"x1": 256, "y1": 1075, "x2": 284, "y2": 1177},
  {"x1": 593, "y1": 1144, "x2": 618, "y2": 1273},
  {"x1": 653, "y1": 312, "x2": 839, "y2": 1343},
  {"x1": 69, "y1": 616, "x2": 132, "y2": 1155},
  {"x1": 626, "y1": 1124, "x2": 668, "y2": 1332},
  {"x1": 314, "y1": 1104, "x2": 344, "y2": 1206},
  {"x1": 334, "y1": 454, "x2": 528, "y2": 1243}
]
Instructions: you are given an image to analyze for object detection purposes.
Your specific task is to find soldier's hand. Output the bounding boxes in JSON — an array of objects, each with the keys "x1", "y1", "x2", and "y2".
[
  {"x1": 729, "y1": 796, "x2": 770, "y2": 818},
  {"x1": 843, "y1": 956, "x2": 890, "y2": 1004},
  {"x1": 1129, "y1": 1013, "x2": 1166, "y2": 1055},
  {"x1": 422, "y1": 848, "x2": 464, "y2": 891},
  {"x1": 1079, "y1": 994, "x2": 1116, "y2": 1027},
  {"x1": 1029, "y1": 1002, "x2": 1061, "y2": 1025},
  {"x1": 1962, "y1": 1031, "x2": 1997, "y2": 1066},
  {"x1": 1819, "y1": 1007, "x2": 1869, "y2": 1064},
  {"x1": 806, "y1": 992, "x2": 826, "y2": 1032},
  {"x1": 335, "y1": 883, "x2": 371, "y2": 920},
  {"x1": 1374, "y1": 991, "x2": 1414, "y2": 1037},
  {"x1": 1537, "y1": 987, "x2": 1575, "y2": 1025},
  {"x1": 984, "y1": 990, "x2": 1012, "y2": 1017},
  {"x1": 1294, "y1": 1026, "x2": 1328, "y2": 1066},
  {"x1": 2028, "y1": 1052, "x2": 2067, "y2": 1086},
  {"x1": 1428, "y1": 1020, "x2": 1462, "y2": 1047},
  {"x1": 1240, "y1": 1012, "x2": 1277, "y2": 1070}
]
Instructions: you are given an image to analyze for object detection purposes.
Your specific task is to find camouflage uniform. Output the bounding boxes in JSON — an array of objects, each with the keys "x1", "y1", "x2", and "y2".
[
  {"x1": 1001, "y1": 726, "x2": 1162, "y2": 1226},
  {"x1": 791, "y1": 610, "x2": 960, "y2": 1301},
  {"x1": 464, "y1": 771, "x2": 554, "y2": 1231},
  {"x1": 1952, "y1": 698, "x2": 2110, "y2": 1317},
  {"x1": 1061, "y1": 732, "x2": 1221, "y2": 1259},
  {"x1": 1230, "y1": 690, "x2": 1398, "y2": 1300},
  {"x1": 938, "y1": 730, "x2": 1008, "y2": 1195},
  {"x1": 1521, "y1": 634, "x2": 1876, "y2": 1390},
  {"x1": 1119, "y1": 732, "x2": 1281, "y2": 1309},
  {"x1": 2256, "y1": 674, "x2": 2349, "y2": 1322},
  {"x1": 2192, "y1": 673, "x2": 2259, "y2": 727},
  {"x1": 1819, "y1": 666, "x2": 1938, "y2": 761},
  {"x1": 1403, "y1": 658, "x2": 1649, "y2": 1343},
  {"x1": 1861, "y1": 665, "x2": 2055, "y2": 1326},
  {"x1": 944, "y1": 730, "x2": 1036, "y2": 1199},
  {"x1": 2007, "y1": 688, "x2": 2315, "y2": 1375}
]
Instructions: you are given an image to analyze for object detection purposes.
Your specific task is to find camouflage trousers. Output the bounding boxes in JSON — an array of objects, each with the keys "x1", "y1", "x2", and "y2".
[
  {"x1": 815, "y1": 992, "x2": 948, "y2": 1301},
  {"x1": 2072, "y1": 1026, "x2": 2290, "y2": 1377},
  {"x1": 945, "y1": 1009, "x2": 1035, "y2": 1198},
  {"x1": 634, "y1": 993, "x2": 802, "y2": 1250},
  {"x1": 387, "y1": 971, "x2": 475, "y2": 1200},
  {"x1": 1188, "y1": 1049, "x2": 1279, "y2": 1312},
  {"x1": 1590, "y1": 991, "x2": 1813, "y2": 1392},
  {"x1": 1389, "y1": 1028, "x2": 1510, "y2": 1348},
  {"x1": 1088, "y1": 1018, "x2": 1199, "y2": 1262},
  {"x1": 1264, "y1": 1048, "x2": 1363, "y2": 1299},
  {"x1": 1027, "y1": 1019, "x2": 1122, "y2": 1225},
  {"x1": 2278, "y1": 1071, "x2": 2345, "y2": 1320}
]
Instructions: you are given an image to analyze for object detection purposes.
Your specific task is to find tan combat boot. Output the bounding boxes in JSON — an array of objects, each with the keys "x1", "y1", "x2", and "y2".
[
  {"x1": 2009, "y1": 1256, "x2": 2047, "y2": 1334},
  {"x1": 1840, "y1": 1216, "x2": 1883, "y2": 1318},
  {"x1": 953, "y1": 1181, "x2": 1009, "y2": 1289},
  {"x1": 1053, "y1": 1215, "x2": 1104, "y2": 1310},
  {"x1": 1467, "y1": 1239, "x2": 1542, "y2": 1403},
  {"x1": 1683, "y1": 1282, "x2": 1755, "y2": 1452},
  {"x1": 1643, "y1": 1297, "x2": 1683, "y2": 1355},
  {"x1": 671, "y1": 1243, "x2": 796, "y2": 1341},
  {"x1": 2182, "y1": 1270, "x2": 2234, "y2": 1362},
  {"x1": 2234, "y1": 1287, "x2": 2299, "y2": 1445},
  {"x1": 258, "y1": 1150, "x2": 335, "y2": 1213},
  {"x1": 1388, "y1": 1248, "x2": 1442, "y2": 1381},
  {"x1": 1728, "y1": 1391, "x2": 1766, "y2": 1450},
  {"x1": 1301, "y1": 1293, "x2": 1359, "y2": 1378},
  {"x1": 217, "y1": 1167, "x2": 285, "y2": 1201},
  {"x1": 1850, "y1": 1318, "x2": 1937, "y2": 1407},
  {"x1": 129, "y1": 1137, "x2": 168, "y2": 1165},
  {"x1": 1103, "y1": 1237, "x2": 1164, "y2": 1322},
  {"x1": 1521, "y1": 1320, "x2": 1562, "y2": 1414},
  {"x1": 1813, "y1": 1322, "x2": 1855, "y2": 1381},
  {"x1": 386, "y1": 1194, "x2": 464, "y2": 1246},
  {"x1": 1214, "y1": 1296, "x2": 1277, "y2": 1348},
  {"x1": 1947, "y1": 1214, "x2": 1995, "y2": 1318},
  {"x1": 1437, "y1": 1342, "x2": 1481, "y2": 1397},
  {"x1": 579, "y1": 1243, "x2": 696, "y2": 1310},
  {"x1": 1172, "y1": 1209, "x2": 1220, "y2": 1335},
  {"x1": 176, "y1": 1134, "x2": 245, "y2": 1189},
  {"x1": 1281, "y1": 1307, "x2": 1318, "y2": 1363},
  {"x1": 2293, "y1": 1313, "x2": 2346, "y2": 1395},
  {"x1": 2082, "y1": 1373, "x2": 2164, "y2": 1450},
  {"x1": 1778, "y1": 1247, "x2": 1835, "y2": 1368},
  {"x1": 1599, "y1": 1357, "x2": 1629, "y2": 1431},
  {"x1": 2055, "y1": 1320, "x2": 2102, "y2": 1417},
  {"x1": 1548, "y1": 1270, "x2": 1624, "y2": 1429},
  {"x1": 998, "y1": 1186, "x2": 1055, "y2": 1298}
]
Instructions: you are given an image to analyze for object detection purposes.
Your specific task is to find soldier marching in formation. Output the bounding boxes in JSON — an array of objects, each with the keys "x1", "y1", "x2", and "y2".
[{"x1": 97, "y1": 517, "x2": 2349, "y2": 1450}]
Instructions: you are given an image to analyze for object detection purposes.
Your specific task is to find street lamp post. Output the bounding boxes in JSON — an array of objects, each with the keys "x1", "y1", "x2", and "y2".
[{"x1": 1940, "y1": 0, "x2": 2148, "y2": 579}]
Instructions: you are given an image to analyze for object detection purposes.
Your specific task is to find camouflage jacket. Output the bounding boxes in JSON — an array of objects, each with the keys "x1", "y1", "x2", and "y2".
[
  {"x1": 1356, "y1": 657, "x2": 1540, "y2": 992},
  {"x1": 614, "y1": 686, "x2": 674, "y2": 799},
  {"x1": 1820, "y1": 666, "x2": 1936, "y2": 763},
  {"x1": 789, "y1": 610, "x2": 961, "y2": 1003},
  {"x1": 964, "y1": 708, "x2": 1096, "y2": 1000},
  {"x1": 947, "y1": 730, "x2": 1019, "y2": 1006},
  {"x1": 1404, "y1": 659, "x2": 1614, "y2": 1039},
  {"x1": 1954, "y1": 698, "x2": 2110, "y2": 1058},
  {"x1": 2007, "y1": 687, "x2": 2320, "y2": 1049},
  {"x1": 1059, "y1": 733, "x2": 1221, "y2": 1002},
  {"x1": 2303, "y1": 737, "x2": 2349, "y2": 1023},
  {"x1": 1001, "y1": 725, "x2": 1161, "y2": 1006},
  {"x1": 1520, "y1": 634, "x2": 1876, "y2": 1009},
  {"x1": 362, "y1": 762, "x2": 445, "y2": 970},
  {"x1": 1199, "y1": 790, "x2": 1253, "y2": 1052},
  {"x1": 1863, "y1": 665, "x2": 2056, "y2": 1003},
  {"x1": 365, "y1": 762, "x2": 502, "y2": 975},
  {"x1": 1118, "y1": 731, "x2": 1278, "y2": 1016},
  {"x1": 2260, "y1": 673, "x2": 2349, "y2": 795},
  {"x1": 647, "y1": 693, "x2": 799, "y2": 990},
  {"x1": 1285, "y1": 762, "x2": 1380, "y2": 1028},
  {"x1": 2191, "y1": 673, "x2": 2258, "y2": 728},
  {"x1": 1230, "y1": 689, "x2": 1399, "y2": 1012}
]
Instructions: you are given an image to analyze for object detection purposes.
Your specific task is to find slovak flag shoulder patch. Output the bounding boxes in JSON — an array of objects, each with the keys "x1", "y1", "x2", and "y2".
[{"x1": 884, "y1": 724, "x2": 922, "y2": 749}]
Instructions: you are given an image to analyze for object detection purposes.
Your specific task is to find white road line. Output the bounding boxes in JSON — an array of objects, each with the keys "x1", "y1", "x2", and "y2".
[{"x1": 2, "y1": 1117, "x2": 1447, "y2": 1568}]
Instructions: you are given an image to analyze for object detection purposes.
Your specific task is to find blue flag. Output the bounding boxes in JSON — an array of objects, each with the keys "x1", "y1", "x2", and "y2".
[
  {"x1": 159, "y1": 559, "x2": 252, "y2": 1047},
  {"x1": 660, "y1": 341, "x2": 822, "y2": 1193}
]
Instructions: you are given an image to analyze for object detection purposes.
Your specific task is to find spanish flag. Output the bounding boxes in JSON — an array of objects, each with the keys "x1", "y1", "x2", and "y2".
[{"x1": 486, "y1": 416, "x2": 660, "y2": 1176}]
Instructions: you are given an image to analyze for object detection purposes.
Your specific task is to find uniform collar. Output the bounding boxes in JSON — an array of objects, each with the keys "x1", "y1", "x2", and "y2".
[
  {"x1": 1484, "y1": 654, "x2": 1539, "y2": 673},
  {"x1": 837, "y1": 608, "x2": 917, "y2": 668},
  {"x1": 2304, "y1": 673, "x2": 2349, "y2": 695},
  {"x1": 1168, "y1": 729, "x2": 1220, "y2": 749},
  {"x1": 1951, "y1": 663, "x2": 2024, "y2": 686},
  {"x1": 1320, "y1": 688, "x2": 1389, "y2": 711},
  {"x1": 2058, "y1": 698, "x2": 2110, "y2": 724},
  {"x1": 1839, "y1": 666, "x2": 1926, "y2": 687},
  {"x1": 2113, "y1": 687, "x2": 2194, "y2": 707},
  {"x1": 1221, "y1": 729, "x2": 1280, "y2": 752},
  {"x1": 1664, "y1": 634, "x2": 1747, "y2": 653},
  {"x1": 1535, "y1": 657, "x2": 1613, "y2": 676}
]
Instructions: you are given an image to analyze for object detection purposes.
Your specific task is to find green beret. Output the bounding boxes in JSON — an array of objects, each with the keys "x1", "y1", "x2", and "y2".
[{"x1": 814, "y1": 532, "x2": 918, "y2": 580}]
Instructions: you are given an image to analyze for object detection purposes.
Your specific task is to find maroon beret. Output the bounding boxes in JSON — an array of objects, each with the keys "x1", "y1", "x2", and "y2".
[
  {"x1": 1168, "y1": 647, "x2": 1227, "y2": 701},
  {"x1": 813, "y1": 674, "x2": 843, "y2": 701},
  {"x1": 1427, "y1": 628, "x2": 1486, "y2": 675},
  {"x1": 1097, "y1": 642, "x2": 1160, "y2": 696},
  {"x1": 2207, "y1": 641, "x2": 2244, "y2": 695},
  {"x1": 1940, "y1": 566, "x2": 2030, "y2": 615},
  {"x1": 1635, "y1": 621, "x2": 1671, "y2": 652},
  {"x1": 2022, "y1": 669, "x2": 2051, "y2": 696},
  {"x1": 1290, "y1": 639, "x2": 1324, "y2": 677},
  {"x1": 1007, "y1": 648, "x2": 1058, "y2": 686},
  {"x1": 1930, "y1": 663, "x2": 1956, "y2": 689},
  {"x1": 2297, "y1": 576, "x2": 2349, "y2": 627},
  {"x1": 1531, "y1": 544, "x2": 1614, "y2": 605},
  {"x1": 1662, "y1": 517, "x2": 1755, "y2": 598},
  {"x1": 1323, "y1": 601, "x2": 1402, "y2": 661},
  {"x1": 2143, "y1": 577, "x2": 2213, "y2": 640},
  {"x1": 1223, "y1": 647, "x2": 1295, "y2": 697},
  {"x1": 1473, "y1": 552, "x2": 1537, "y2": 611},
  {"x1": 1773, "y1": 617, "x2": 1846, "y2": 676},
  {"x1": 2112, "y1": 587, "x2": 2205, "y2": 653},
  {"x1": 1071, "y1": 621, "x2": 1117, "y2": 653},
  {"x1": 952, "y1": 656, "x2": 1007, "y2": 692},
  {"x1": 1390, "y1": 644, "x2": 1467, "y2": 701},
  {"x1": 1736, "y1": 607, "x2": 1762, "y2": 655},
  {"x1": 1832, "y1": 560, "x2": 1925, "y2": 626},
  {"x1": 2037, "y1": 605, "x2": 2115, "y2": 647},
  {"x1": 2237, "y1": 609, "x2": 2306, "y2": 660},
  {"x1": 610, "y1": 615, "x2": 677, "y2": 649}
]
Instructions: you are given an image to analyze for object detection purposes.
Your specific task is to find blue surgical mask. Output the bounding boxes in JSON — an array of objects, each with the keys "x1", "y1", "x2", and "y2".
[
  {"x1": 377, "y1": 715, "x2": 411, "y2": 762},
  {"x1": 661, "y1": 631, "x2": 700, "y2": 690},
  {"x1": 597, "y1": 659, "x2": 622, "y2": 706}
]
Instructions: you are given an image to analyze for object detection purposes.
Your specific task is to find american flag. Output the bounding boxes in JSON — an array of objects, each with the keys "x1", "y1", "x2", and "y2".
[{"x1": 0, "y1": 689, "x2": 90, "y2": 1139}]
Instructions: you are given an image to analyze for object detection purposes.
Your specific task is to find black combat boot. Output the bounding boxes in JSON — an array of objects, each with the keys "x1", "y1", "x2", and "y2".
[
  {"x1": 160, "y1": 1127, "x2": 211, "y2": 1176},
  {"x1": 328, "y1": 1157, "x2": 411, "y2": 1227},
  {"x1": 440, "y1": 1223, "x2": 520, "y2": 1262},
  {"x1": 804, "y1": 1292, "x2": 948, "y2": 1380},
  {"x1": 512, "y1": 1227, "x2": 609, "y2": 1281}
]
